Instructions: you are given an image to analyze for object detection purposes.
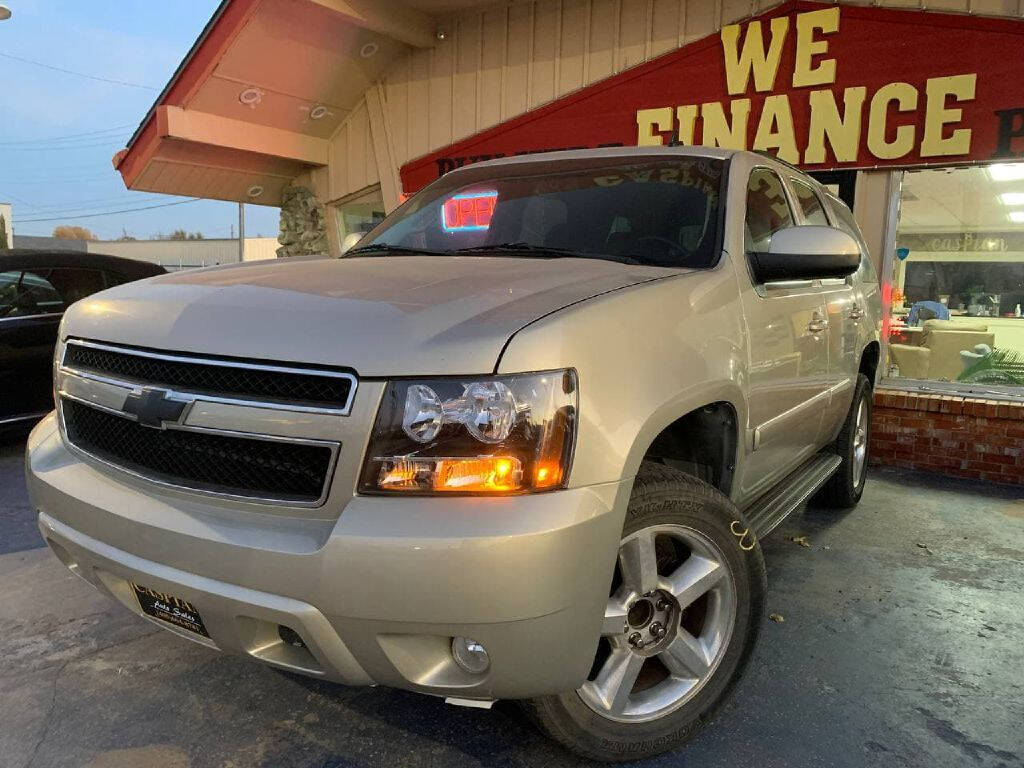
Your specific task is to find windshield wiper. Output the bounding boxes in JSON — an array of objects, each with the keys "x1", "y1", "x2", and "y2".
[
  {"x1": 453, "y1": 242, "x2": 642, "y2": 265},
  {"x1": 345, "y1": 244, "x2": 449, "y2": 257}
]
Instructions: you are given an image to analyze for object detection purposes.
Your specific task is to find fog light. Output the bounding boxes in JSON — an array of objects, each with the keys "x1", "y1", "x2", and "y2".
[{"x1": 451, "y1": 636, "x2": 490, "y2": 674}]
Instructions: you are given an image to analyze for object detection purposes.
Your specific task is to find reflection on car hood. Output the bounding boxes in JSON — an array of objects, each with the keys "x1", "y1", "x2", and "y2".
[{"x1": 63, "y1": 255, "x2": 677, "y2": 376}]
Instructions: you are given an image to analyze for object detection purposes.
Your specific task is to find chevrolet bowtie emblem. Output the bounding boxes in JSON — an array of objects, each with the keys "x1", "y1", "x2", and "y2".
[{"x1": 123, "y1": 387, "x2": 189, "y2": 429}]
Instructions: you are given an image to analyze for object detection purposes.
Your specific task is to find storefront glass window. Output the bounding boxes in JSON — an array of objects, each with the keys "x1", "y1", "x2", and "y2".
[
  {"x1": 887, "y1": 164, "x2": 1024, "y2": 391},
  {"x1": 336, "y1": 187, "x2": 386, "y2": 245}
]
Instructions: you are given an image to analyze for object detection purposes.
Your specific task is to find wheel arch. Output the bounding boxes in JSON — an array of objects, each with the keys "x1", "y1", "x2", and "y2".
[
  {"x1": 623, "y1": 383, "x2": 746, "y2": 498},
  {"x1": 860, "y1": 340, "x2": 881, "y2": 386}
]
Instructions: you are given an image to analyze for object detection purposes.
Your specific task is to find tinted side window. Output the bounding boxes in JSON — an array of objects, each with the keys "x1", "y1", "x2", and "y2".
[
  {"x1": 0, "y1": 270, "x2": 65, "y2": 318},
  {"x1": 103, "y1": 270, "x2": 129, "y2": 288},
  {"x1": 47, "y1": 268, "x2": 106, "y2": 306},
  {"x1": 791, "y1": 179, "x2": 830, "y2": 226},
  {"x1": 745, "y1": 169, "x2": 795, "y2": 254}
]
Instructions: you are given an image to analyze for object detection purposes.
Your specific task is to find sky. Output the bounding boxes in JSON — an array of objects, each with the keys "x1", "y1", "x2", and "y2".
[{"x1": 0, "y1": 1, "x2": 279, "y2": 241}]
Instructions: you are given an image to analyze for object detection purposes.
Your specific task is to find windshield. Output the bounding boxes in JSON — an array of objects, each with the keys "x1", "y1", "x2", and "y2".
[{"x1": 354, "y1": 157, "x2": 725, "y2": 268}]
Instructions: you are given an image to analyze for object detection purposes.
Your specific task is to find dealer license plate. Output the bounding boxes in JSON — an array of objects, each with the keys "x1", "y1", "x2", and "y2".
[{"x1": 131, "y1": 582, "x2": 210, "y2": 638}]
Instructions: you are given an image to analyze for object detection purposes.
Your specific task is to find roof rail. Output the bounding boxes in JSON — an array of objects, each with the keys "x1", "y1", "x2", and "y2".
[{"x1": 750, "y1": 149, "x2": 805, "y2": 174}]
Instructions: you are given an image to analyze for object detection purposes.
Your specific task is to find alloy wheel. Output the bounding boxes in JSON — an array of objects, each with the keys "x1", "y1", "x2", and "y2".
[
  {"x1": 578, "y1": 524, "x2": 737, "y2": 723},
  {"x1": 852, "y1": 397, "x2": 869, "y2": 483}
]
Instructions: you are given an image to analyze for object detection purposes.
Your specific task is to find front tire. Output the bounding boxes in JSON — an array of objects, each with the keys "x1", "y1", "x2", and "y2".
[
  {"x1": 816, "y1": 373, "x2": 872, "y2": 509},
  {"x1": 524, "y1": 463, "x2": 766, "y2": 762}
]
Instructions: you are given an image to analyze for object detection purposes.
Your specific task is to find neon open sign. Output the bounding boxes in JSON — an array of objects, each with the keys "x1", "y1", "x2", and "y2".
[{"x1": 442, "y1": 191, "x2": 497, "y2": 232}]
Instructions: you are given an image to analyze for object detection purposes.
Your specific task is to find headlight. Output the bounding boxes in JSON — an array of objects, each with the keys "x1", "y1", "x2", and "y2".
[
  {"x1": 360, "y1": 370, "x2": 577, "y2": 495},
  {"x1": 52, "y1": 317, "x2": 67, "y2": 408}
]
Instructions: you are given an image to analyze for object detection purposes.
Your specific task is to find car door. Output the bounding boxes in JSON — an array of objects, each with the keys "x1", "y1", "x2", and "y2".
[
  {"x1": 0, "y1": 269, "x2": 66, "y2": 424},
  {"x1": 735, "y1": 167, "x2": 831, "y2": 500},
  {"x1": 790, "y1": 178, "x2": 861, "y2": 439}
]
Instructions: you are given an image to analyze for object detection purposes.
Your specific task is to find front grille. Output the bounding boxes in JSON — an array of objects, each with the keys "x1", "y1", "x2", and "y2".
[
  {"x1": 63, "y1": 341, "x2": 354, "y2": 411},
  {"x1": 62, "y1": 399, "x2": 334, "y2": 503}
]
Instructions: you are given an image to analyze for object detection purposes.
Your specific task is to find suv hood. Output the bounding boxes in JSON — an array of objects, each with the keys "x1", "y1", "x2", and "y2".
[{"x1": 64, "y1": 255, "x2": 673, "y2": 376}]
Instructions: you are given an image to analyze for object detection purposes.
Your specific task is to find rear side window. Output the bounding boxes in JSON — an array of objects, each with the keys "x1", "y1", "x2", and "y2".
[
  {"x1": 103, "y1": 270, "x2": 129, "y2": 288},
  {"x1": 47, "y1": 268, "x2": 106, "y2": 305},
  {"x1": 0, "y1": 267, "x2": 107, "y2": 319},
  {"x1": 745, "y1": 168, "x2": 795, "y2": 254},
  {"x1": 790, "y1": 179, "x2": 830, "y2": 226},
  {"x1": 0, "y1": 270, "x2": 64, "y2": 318}
]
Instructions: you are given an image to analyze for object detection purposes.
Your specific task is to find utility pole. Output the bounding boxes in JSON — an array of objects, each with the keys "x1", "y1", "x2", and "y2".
[{"x1": 237, "y1": 202, "x2": 245, "y2": 262}]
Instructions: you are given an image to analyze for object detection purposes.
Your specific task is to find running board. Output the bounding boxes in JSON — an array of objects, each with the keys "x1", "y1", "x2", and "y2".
[{"x1": 743, "y1": 454, "x2": 842, "y2": 538}]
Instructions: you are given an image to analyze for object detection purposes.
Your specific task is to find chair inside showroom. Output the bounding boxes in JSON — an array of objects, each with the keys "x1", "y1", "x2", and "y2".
[
  {"x1": 888, "y1": 320, "x2": 995, "y2": 380},
  {"x1": 906, "y1": 300, "x2": 950, "y2": 326}
]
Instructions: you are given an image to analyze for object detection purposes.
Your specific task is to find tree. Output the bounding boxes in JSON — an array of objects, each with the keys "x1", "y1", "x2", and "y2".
[
  {"x1": 164, "y1": 229, "x2": 204, "y2": 241},
  {"x1": 0, "y1": 214, "x2": 8, "y2": 249},
  {"x1": 53, "y1": 225, "x2": 96, "y2": 240}
]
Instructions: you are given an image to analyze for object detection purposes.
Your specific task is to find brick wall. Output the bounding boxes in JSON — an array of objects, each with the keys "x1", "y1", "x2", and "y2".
[{"x1": 870, "y1": 390, "x2": 1024, "y2": 486}]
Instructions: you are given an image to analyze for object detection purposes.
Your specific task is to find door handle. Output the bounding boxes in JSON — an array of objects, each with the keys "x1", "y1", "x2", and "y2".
[{"x1": 849, "y1": 305, "x2": 866, "y2": 320}]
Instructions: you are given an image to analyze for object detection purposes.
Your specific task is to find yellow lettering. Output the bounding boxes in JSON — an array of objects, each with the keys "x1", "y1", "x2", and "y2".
[
  {"x1": 636, "y1": 107, "x2": 674, "y2": 146},
  {"x1": 867, "y1": 82, "x2": 918, "y2": 160},
  {"x1": 700, "y1": 100, "x2": 751, "y2": 149},
  {"x1": 720, "y1": 17, "x2": 789, "y2": 95},
  {"x1": 753, "y1": 94, "x2": 799, "y2": 164},
  {"x1": 793, "y1": 7, "x2": 840, "y2": 88},
  {"x1": 676, "y1": 105, "x2": 698, "y2": 145},
  {"x1": 805, "y1": 86, "x2": 866, "y2": 163},
  {"x1": 920, "y1": 74, "x2": 976, "y2": 158}
]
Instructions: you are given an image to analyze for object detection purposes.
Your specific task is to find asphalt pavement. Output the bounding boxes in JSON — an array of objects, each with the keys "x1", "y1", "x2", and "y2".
[{"x1": 1, "y1": 435, "x2": 1022, "y2": 768}]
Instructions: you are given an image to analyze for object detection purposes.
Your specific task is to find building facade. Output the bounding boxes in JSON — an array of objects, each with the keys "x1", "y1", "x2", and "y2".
[
  {"x1": 114, "y1": 0, "x2": 1024, "y2": 483},
  {"x1": 11, "y1": 235, "x2": 280, "y2": 269}
]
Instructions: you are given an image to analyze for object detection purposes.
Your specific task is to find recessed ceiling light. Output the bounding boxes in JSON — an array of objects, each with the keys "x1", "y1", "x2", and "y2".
[
  {"x1": 1008, "y1": 210, "x2": 1024, "y2": 223},
  {"x1": 989, "y1": 163, "x2": 1024, "y2": 182},
  {"x1": 247, "y1": 185, "x2": 264, "y2": 198},
  {"x1": 238, "y1": 86, "x2": 263, "y2": 106},
  {"x1": 999, "y1": 191, "x2": 1024, "y2": 206},
  {"x1": 360, "y1": 42, "x2": 379, "y2": 58},
  {"x1": 309, "y1": 104, "x2": 329, "y2": 120}
]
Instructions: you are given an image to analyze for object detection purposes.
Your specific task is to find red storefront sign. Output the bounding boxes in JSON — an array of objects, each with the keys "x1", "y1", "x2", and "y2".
[{"x1": 400, "y1": 1, "x2": 1024, "y2": 194}]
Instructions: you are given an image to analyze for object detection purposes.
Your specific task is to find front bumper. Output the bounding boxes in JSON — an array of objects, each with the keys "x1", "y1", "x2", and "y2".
[{"x1": 26, "y1": 414, "x2": 629, "y2": 700}]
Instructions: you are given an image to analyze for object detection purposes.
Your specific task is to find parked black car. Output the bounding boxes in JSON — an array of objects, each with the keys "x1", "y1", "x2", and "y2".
[{"x1": 1, "y1": 250, "x2": 165, "y2": 434}]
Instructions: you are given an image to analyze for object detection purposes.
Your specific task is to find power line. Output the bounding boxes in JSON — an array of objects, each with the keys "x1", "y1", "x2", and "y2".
[
  {"x1": 0, "y1": 125, "x2": 136, "y2": 145},
  {"x1": 2, "y1": 175, "x2": 125, "y2": 184},
  {"x1": 18, "y1": 199, "x2": 203, "y2": 223},
  {"x1": 0, "y1": 138, "x2": 129, "y2": 152},
  {"x1": 0, "y1": 52, "x2": 159, "y2": 91},
  {"x1": 10, "y1": 194, "x2": 168, "y2": 211},
  {"x1": 14, "y1": 198, "x2": 181, "y2": 217}
]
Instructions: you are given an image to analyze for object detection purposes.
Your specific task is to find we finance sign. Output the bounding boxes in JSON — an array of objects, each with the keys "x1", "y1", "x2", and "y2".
[{"x1": 401, "y1": 1, "x2": 1024, "y2": 193}]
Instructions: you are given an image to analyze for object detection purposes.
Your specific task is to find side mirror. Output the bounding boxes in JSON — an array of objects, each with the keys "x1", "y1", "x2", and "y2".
[
  {"x1": 340, "y1": 232, "x2": 364, "y2": 255},
  {"x1": 748, "y1": 226, "x2": 860, "y2": 284}
]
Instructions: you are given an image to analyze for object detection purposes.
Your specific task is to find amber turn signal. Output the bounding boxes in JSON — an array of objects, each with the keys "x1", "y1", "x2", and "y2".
[{"x1": 377, "y1": 456, "x2": 523, "y2": 493}]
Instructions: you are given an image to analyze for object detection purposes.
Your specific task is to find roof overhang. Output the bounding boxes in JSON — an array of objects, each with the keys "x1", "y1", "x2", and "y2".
[{"x1": 114, "y1": 0, "x2": 486, "y2": 205}]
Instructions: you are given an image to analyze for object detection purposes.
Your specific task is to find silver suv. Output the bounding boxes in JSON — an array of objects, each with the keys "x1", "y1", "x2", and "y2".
[{"x1": 27, "y1": 147, "x2": 881, "y2": 761}]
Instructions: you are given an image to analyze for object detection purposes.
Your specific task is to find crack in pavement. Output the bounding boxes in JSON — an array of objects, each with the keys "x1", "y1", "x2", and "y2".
[{"x1": 22, "y1": 630, "x2": 162, "y2": 768}]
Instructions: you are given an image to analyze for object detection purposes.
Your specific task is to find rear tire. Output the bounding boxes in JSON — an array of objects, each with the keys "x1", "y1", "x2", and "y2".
[
  {"x1": 524, "y1": 462, "x2": 766, "y2": 762},
  {"x1": 816, "y1": 373, "x2": 872, "y2": 508}
]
